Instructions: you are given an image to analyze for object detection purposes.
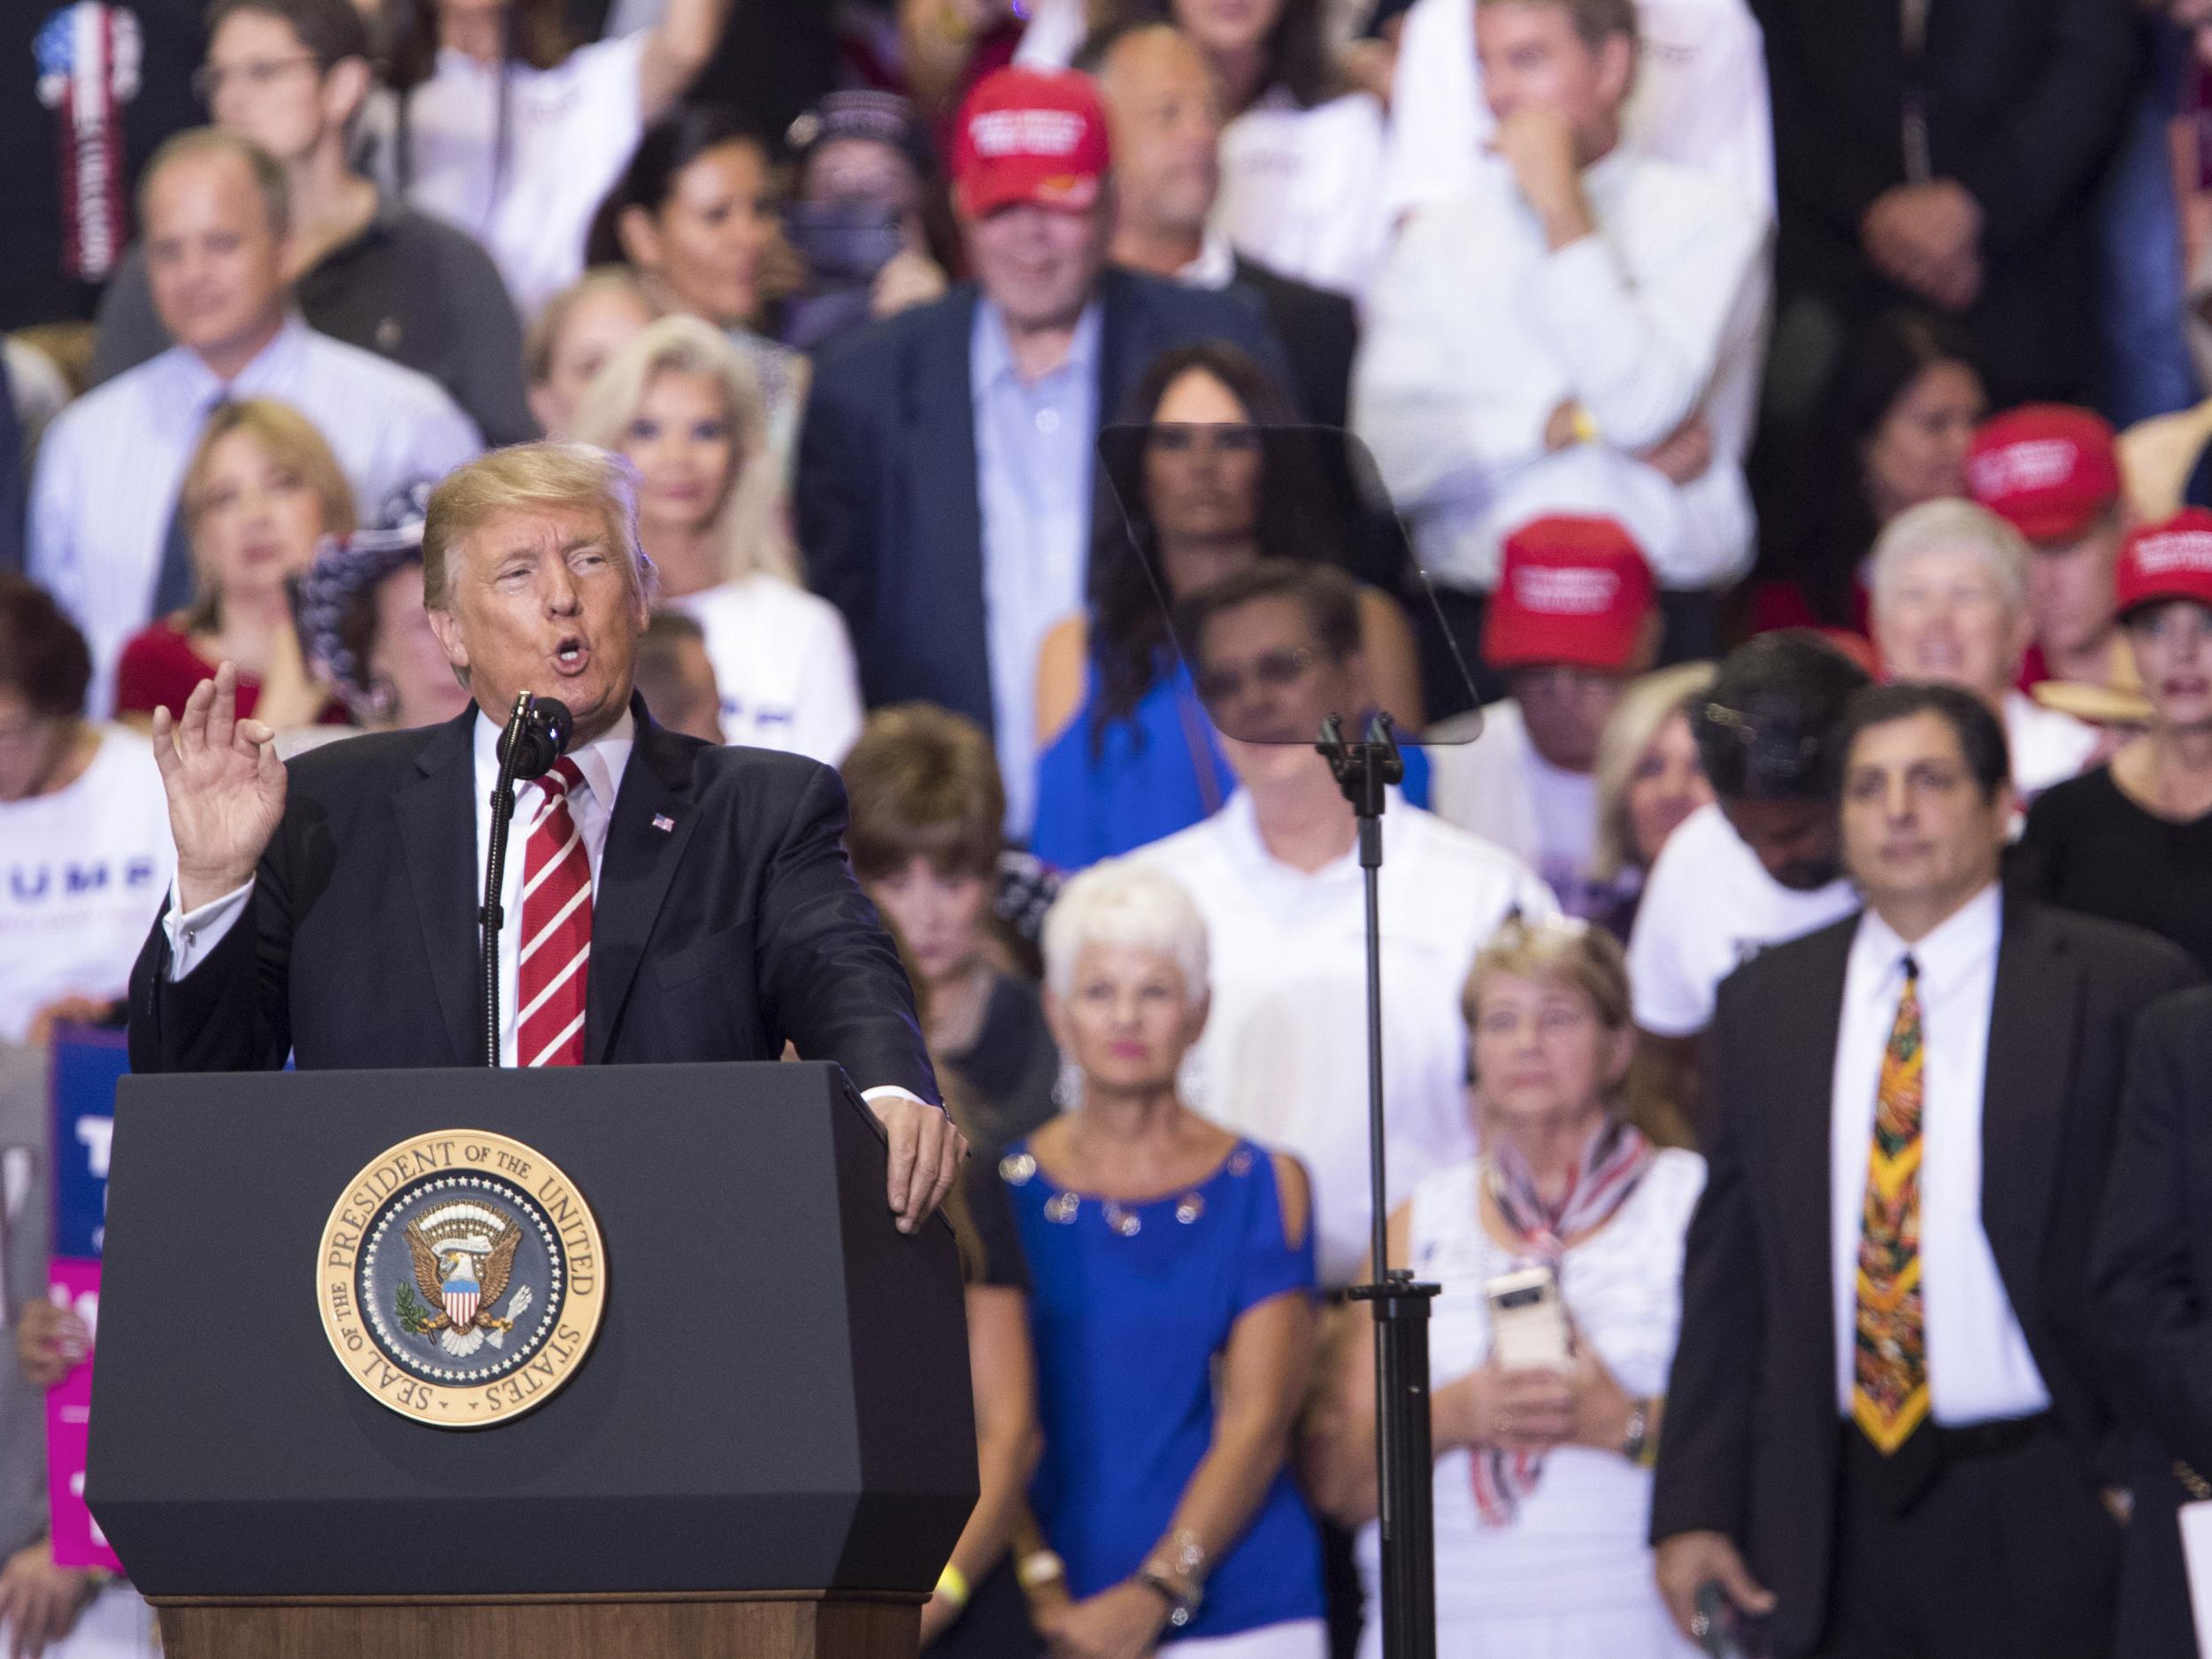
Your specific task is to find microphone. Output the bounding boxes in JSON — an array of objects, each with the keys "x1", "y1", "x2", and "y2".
[
  {"x1": 481, "y1": 694, "x2": 575, "y2": 1066},
  {"x1": 496, "y1": 696, "x2": 574, "y2": 780}
]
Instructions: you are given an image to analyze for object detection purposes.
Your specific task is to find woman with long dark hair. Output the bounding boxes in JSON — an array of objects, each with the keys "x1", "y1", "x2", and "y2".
[
  {"x1": 365, "y1": 0, "x2": 730, "y2": 314},
  {"x1": 1751, "y1": 309, "x2": 1986, "y2": 636},
  {"x1": 587, "y1": 104, "x2": 807, "y2": 480},
  {"x1": 1028, "y1": 342, "x2": 1423, "y2": 869}
]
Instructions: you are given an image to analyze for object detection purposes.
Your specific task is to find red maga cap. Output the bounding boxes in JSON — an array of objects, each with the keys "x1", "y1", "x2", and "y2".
[
  {"x1": 950, "y1": 68, "x2": 1110, "y2": 219},
  {"x1": 2116, "y1": 508, "x2": 2212, "y2": 618},
  {"x1": 1964, "y1": 404, "x2": 2120, "y2": 544},
  {"x1": 1483, "y1": 516, "x2": 1657, "y2": 672}
]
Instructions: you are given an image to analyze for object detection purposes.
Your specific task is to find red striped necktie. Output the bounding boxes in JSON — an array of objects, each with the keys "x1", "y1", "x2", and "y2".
[{"x1": 516, "y1": 758, "x2": 591, "y2": 1067}]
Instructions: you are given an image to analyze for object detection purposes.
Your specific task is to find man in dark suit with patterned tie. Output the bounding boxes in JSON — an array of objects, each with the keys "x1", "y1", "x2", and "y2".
[
  {"x1": 1651, "y1": 681, "x2": 2198, "y2": 1657},
  {"x1": 126, "y1": 442, "x2": 962, "y2": 1232}
]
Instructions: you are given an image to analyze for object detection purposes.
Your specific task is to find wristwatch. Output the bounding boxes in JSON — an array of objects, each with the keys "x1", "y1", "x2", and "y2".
[{"x1": 1622, "y1": 1396, "x2": 1657, "y2": 1467}]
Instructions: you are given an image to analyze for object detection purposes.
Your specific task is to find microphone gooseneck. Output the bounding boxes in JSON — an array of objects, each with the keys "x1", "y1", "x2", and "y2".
[{"x1": 481, "y1": 694, "x2": 576, "y2": 1066}]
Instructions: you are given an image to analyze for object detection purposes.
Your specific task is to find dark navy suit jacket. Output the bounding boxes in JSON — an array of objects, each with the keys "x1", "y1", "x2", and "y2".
[{"x1": 795, "y1": 268, "x2": 1293, "y2": 732}]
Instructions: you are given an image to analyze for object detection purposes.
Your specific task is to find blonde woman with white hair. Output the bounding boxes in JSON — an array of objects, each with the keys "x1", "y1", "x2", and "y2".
[
  {"x1": 1303, "y1": 916, "x2": 1707, "y2": 1659},
  {"x1": 1870, "y1": 497, "x2": 2102, "y2": 797},
  {"x1": 576, "y1": 314, "x2": 862, "y2": 763},
  {"x1": 999, "y1": 860, "x2": 1329, "y2": 1658}
]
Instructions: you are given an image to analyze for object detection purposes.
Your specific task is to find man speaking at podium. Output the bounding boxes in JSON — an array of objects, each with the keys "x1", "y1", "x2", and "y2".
[{"x1": 126, "y1": 443, "x2": 961, "y2": 1232}]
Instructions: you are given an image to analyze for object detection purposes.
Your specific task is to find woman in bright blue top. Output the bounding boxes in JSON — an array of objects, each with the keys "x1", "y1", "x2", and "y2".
[
  {"x1": 998, "y1": 859, "x2": 1326, "y2": 1656},
  {"x1": 1027, "y1": 343, "x2": 1428, "y2": 871}
]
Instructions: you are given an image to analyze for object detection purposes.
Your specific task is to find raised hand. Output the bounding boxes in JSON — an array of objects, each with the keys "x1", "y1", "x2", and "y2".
[{"x1": 150, "y1": 663, "x2": 288, "y2": 911}]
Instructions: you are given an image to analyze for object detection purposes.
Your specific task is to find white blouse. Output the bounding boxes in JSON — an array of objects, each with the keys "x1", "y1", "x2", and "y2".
[
  {"x1": 1213, "y1": 88, "x2": 1391, "y2": 302},
  {"x1": 364, "y1": 32, "x2": 648, "y2": 317},
  {"x1": 1355, "y1": 1150, "x2": 1708, "y2": 1651}
]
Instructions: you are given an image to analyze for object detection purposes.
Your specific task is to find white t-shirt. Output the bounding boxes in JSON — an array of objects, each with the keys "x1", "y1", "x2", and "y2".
[
  {"x1": 1214, "y1": 88, "x2": 1391, "y2": 301},
  {"x1": 668, "y1": 573, "x2": 864, "y2": 765},
  {"x1": 1626, "y1": 800, "x2": 1858, "y2": 1038},
  {"x1": 365, "y1": 32, "x2": 649, "y2": 317},
  {"x1": 1426, "y1": 700, "x2": 1599, "y2": 909},
  {"x1": 2003, "y1": 689, "x2": 2099, "y2": 803},
  {"x1": 0, "y1": 728, "x2": 174, "y2": 1044},
  {"x1": 1380, "y1": 0, "x2": 1775, "y2": 224},
  {"x1": 1133, "y1": 791, "x2": 1559, "y2": 1284}
]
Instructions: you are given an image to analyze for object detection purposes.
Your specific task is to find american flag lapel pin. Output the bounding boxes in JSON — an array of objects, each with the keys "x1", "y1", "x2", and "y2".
[{"x1": 651, "y1": 813, "x2": 675, "y2": 833}]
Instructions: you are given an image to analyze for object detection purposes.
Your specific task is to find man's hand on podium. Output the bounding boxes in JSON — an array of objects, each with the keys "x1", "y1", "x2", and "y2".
[
  {"x1": 869, "y1": 1094, "x2": 966, "y2": 1234},
  {"x1": 151, "y1": 664, "x2": 288, "y2": 913}
]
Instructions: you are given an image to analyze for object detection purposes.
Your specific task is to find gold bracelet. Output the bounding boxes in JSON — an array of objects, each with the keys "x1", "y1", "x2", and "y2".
[{"x1": 935, "y1": 1562, "x2": 971, "y2": 1610}]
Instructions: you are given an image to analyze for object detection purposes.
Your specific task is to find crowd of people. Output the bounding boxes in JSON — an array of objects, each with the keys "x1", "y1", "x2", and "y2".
[{"x1": 8, "y1": 0, "x2": 2212, "y2": 1653}]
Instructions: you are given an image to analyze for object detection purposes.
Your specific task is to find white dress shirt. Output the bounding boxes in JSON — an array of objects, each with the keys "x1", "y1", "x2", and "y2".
[
  {"x1": 159, "y1": 709, "x2": 926, "y2": 1100},
  {"x1": 1380, "y1": 0, "x2": 1775, "y2": 224},
  {"x1": 29, "y1": 314, "x2": 482, "y2": 714},
  {"x1": 1133, "y1": 790, "x2": 1559, "y2": 1284},
  {"x1": 362, "y1": 34, "x2": 649, "y2": 317},
  {"x1": 1354, "y1": 150, "x2": 1770, "y2": 595},
  {"x1": 1828, "y1": 884, "x2": 2051, "y2": 1425}
]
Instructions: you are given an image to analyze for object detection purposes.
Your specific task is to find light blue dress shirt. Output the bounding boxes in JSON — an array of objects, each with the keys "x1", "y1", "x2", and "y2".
[
  {"x1": 29, "y1": 313, "x2": 482, "y2": 715},
  {"x1": 970, "y1": 299, "x2": 1102, "y2": 837}
]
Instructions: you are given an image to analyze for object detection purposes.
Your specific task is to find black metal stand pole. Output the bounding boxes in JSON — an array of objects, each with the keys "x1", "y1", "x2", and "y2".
[
  {"x1": 1319, "y1": 712, "x2": 1440, "y2": 1659},
  {"x1": 480, "y1": 691, "x2": 534, "y2": 1069}
]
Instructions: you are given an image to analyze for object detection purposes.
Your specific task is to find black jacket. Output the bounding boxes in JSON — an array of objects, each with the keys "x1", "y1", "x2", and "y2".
[
  {"x1": 1652, "y1": 895, "x2": 2198, "y2": 1656},
  {"x1": 2093, "y1": 985, "x2": 2212, "y2": 1658},
  {"x1": 1230, "y1": 255, "x2": 1357, "y2": 432},
  {"x1": 127, "y1": 698, "x2": 936, "y2": 1094},
  {"x1": 1754, "y1": 0, "x2": 2136, "y2": 403}
]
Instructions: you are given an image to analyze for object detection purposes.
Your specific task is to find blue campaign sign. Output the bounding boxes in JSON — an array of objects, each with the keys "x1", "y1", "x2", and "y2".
[{"x1": 49, "y1": 1027, "x2": 127, "y2": 1262}]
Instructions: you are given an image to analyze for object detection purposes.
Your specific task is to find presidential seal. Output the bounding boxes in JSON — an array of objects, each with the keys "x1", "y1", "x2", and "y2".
[{"x1": 318, "y1": 1130, "x2": 605, "y2": 1428}]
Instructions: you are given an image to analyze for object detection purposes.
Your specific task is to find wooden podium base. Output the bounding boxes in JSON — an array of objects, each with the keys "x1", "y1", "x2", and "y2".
[{"x1": 150, "y1": 1589, "x2": 923, "y2": 1659}]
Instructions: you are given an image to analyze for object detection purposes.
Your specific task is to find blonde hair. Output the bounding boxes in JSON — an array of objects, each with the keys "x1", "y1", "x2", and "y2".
[
  {"x1": 420, "y1": 442, "x2": 649, "y2": 611},
  {"x1": 1589, "y1": 661, "x2": 1715, "y2": 882},
  {"x1": 1870, "y1": 498, "x2": 2031, "y2": 621},
  {"x1": 572, "y1": 313, "x2": 797, "y2": 587},
  {"x1": 523, "y1": 265, "x2": 657, "y2": 388},
  {"x1": 1041, "y1": 860, "x2": 1210, "y2": 1011},
  {"x1": 1463, "y1": 916, "x2": 1634, "y2": 1103},
  {"x1": 181, "y1": 398, "x2": 354, "y2": 629}
]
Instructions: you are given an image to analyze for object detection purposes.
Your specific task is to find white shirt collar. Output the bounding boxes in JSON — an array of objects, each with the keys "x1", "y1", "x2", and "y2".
[
  {"x1": 470, "y1": 703, "x2": 634, "y2": 812},
  {"x1": 1175, "y1": 227, "x2": 1240, "y2": 291},
  {"x1": 1851, "y1": 880, "x2": 2002, "y2": 997},
  {"x1": 1215, "y1": 785, "x2": 1415, "y2": 884}
]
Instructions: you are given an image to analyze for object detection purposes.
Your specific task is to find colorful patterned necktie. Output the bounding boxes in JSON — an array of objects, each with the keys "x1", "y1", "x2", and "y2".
[
  {"x1": 1853, "y1": 956, "x2": 1930, "y2": 1465},
  {"x1": 515, "y1": 759, "x2": 591, "y2": 1067}
]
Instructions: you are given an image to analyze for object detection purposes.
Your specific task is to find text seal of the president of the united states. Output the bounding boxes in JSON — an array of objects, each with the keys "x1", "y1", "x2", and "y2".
[{"x1": 318, "y1": 1129, "x2": 605, "y2": 1427}]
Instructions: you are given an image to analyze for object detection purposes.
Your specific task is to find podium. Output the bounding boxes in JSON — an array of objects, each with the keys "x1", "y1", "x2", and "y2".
[{"x1": 81, "y1": 1062, "x2": 979, "y2": 1659}]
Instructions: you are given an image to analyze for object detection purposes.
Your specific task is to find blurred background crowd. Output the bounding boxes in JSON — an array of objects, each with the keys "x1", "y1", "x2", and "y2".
[{"x1": 11, "y1": 0, "x2": 2212, "y2": 1653}]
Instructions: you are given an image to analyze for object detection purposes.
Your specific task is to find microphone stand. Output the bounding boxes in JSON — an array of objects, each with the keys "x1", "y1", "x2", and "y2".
[
  {"x1": 480, "y1": 692, "x2": 537, "y2": 1069},
  {"x1": 1318, "y1": 710, "x2": 1440, "y2": 1659}
]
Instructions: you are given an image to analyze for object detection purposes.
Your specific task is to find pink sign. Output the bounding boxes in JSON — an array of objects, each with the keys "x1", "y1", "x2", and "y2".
[{"x1": 45, "y1": 1257, "x2": 120, "y2": 1572}]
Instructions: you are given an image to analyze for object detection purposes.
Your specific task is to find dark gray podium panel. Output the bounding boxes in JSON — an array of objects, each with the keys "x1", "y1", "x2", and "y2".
[{"x1": 84, "y1": 1063, "x2": 977, "y2": 1598}]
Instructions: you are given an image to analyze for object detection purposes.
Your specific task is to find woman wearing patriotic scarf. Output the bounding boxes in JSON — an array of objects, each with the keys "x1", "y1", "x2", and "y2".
[{"x1": 1305, "y1": 916, "x2": 1707, "y2": 1657}]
